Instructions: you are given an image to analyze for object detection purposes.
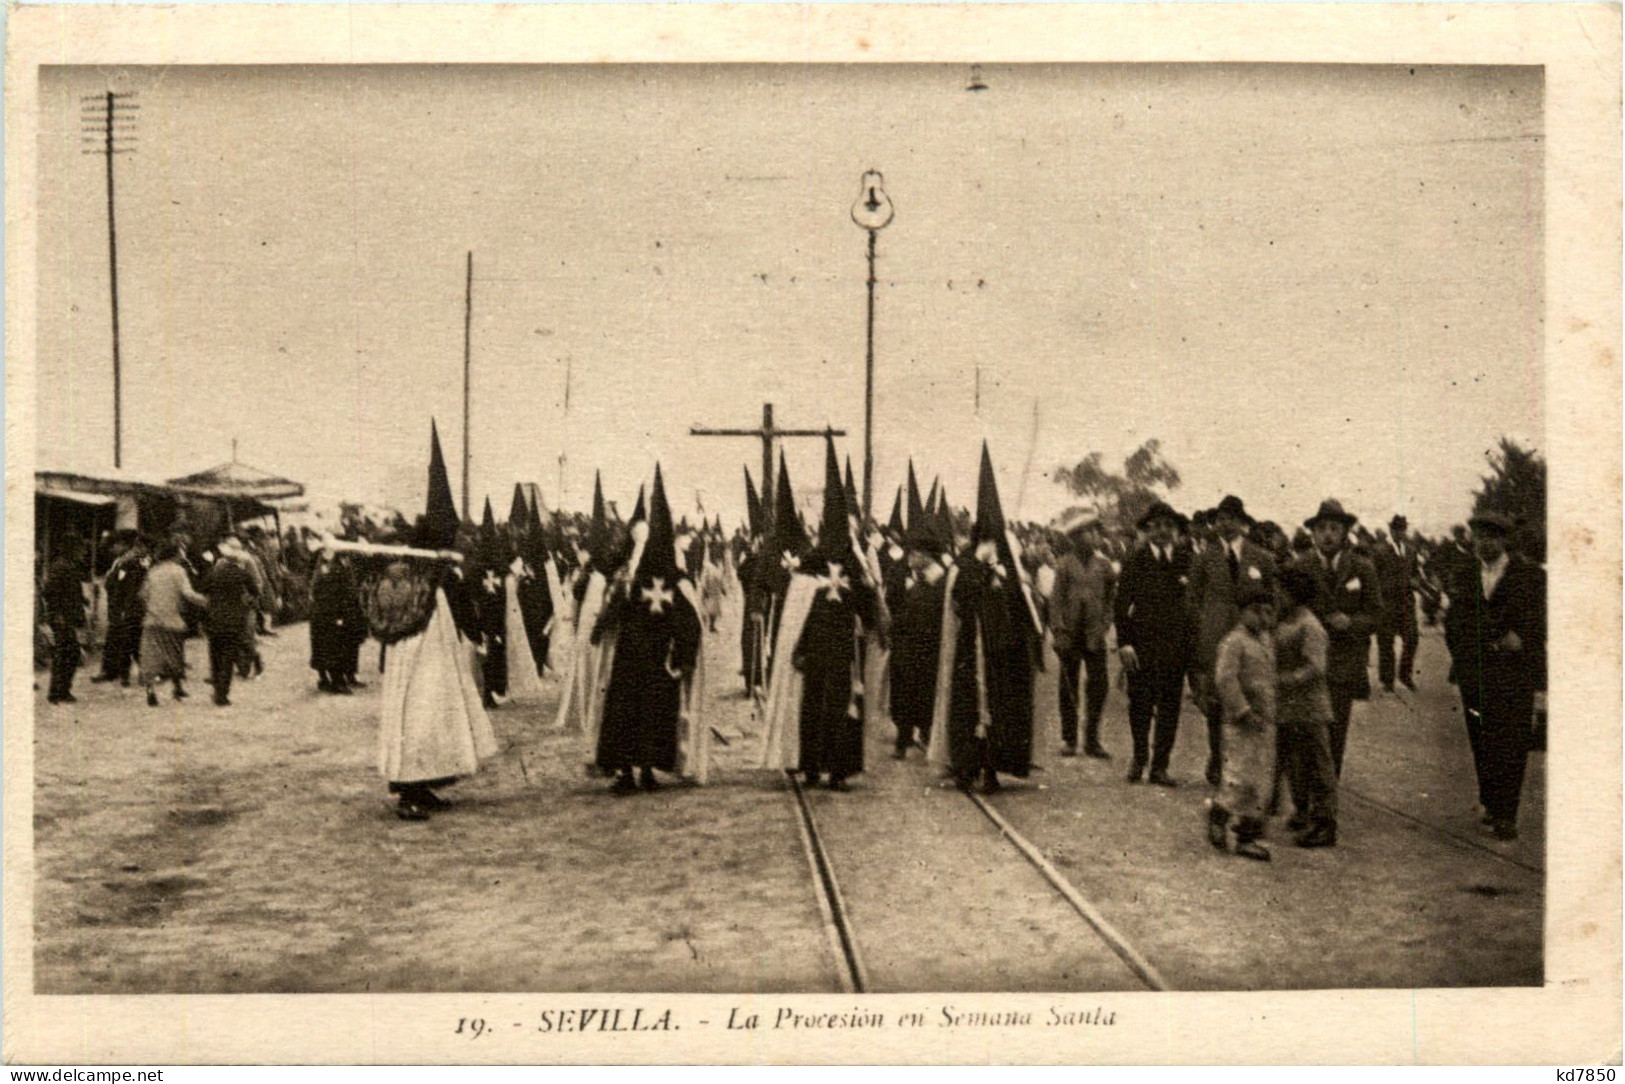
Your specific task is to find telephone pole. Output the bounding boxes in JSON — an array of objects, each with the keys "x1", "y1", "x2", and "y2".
[{"x1": 82, "y1": 91, "x2": 138, "y2": 469}]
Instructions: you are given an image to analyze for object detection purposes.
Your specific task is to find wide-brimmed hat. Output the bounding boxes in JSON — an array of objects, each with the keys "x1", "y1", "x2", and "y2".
[
  {"x1": 1056, "y1": 507, "x2": 1101, "y2": 537},
  {"x1": 1389, "y1": 514, "x2": 1409, "y2": 532},
  {"x1": 1214, "y1": 494, "x2": 1253, "y2": 526},
  {"x1": 1468, "y1": 510, "x2": 1517, "y2": 536},
  {"x1": 1137, "y1": 500, "x2": 1183, "y2": 530},
  {"x1": 1304, "y1": 498, "x2": 1358, "y2": 529}
]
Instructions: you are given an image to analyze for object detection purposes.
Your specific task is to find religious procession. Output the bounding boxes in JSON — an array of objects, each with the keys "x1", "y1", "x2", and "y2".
[{"x1": 31, "y1": 63, "x2": 1550, "y2": 997}]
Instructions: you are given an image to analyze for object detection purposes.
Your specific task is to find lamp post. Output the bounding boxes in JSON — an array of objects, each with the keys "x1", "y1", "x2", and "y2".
[{"x1": 851, "y1": 170, "x2": 893, "y2": 523}]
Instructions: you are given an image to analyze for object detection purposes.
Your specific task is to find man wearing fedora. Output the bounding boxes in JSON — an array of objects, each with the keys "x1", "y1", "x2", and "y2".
[
  {"x1": 1115, "y1": 501, "x2": 1193, "y2": 785},
  {"x1": 1049, "y1": 510, "x2": 1116, "y2": 759},
  {"x1": 1291, "y1": 499, "x2": 1383, "y2": 776},
  {"x1": 1443, "y1": 510, "x2": 1545, "y2": 841},
  {"x1": 1188, "y1": 494, "x2": 1277, "y2": 786},
  {"x1": 1374, "y1": 513, "x2": 1421, "y2": 693}
]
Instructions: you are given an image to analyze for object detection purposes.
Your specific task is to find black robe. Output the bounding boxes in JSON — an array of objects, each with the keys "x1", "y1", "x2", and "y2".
[
  {"x1": 793, "y1": 554, "x2": 878, "y2": 779},
  {"x1": 471, "y1": 565, "x2": 509, "y2": 697},
  {"x1": 515, "y1": 565, "x2": 554, "y2": 675},
  {"x1": 946, "y1": 557, "x2": 1038, "y2": 779},
  {"x1": 889, "y1": 565, "x2": 945, "y2": 738},
  {"x1": 595, "y1": 573, "x2": 702, "y2": 773}
]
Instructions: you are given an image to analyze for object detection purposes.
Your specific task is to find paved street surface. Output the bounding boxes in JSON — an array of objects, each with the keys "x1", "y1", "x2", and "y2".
[{"x1": 32, "y1": 596, "x2": 1541, "y2": 993}]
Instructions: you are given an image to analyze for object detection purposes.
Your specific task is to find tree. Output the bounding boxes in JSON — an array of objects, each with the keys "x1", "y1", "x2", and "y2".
[
  {"x1": 1473, "y1": 437, "x2": 1546, "y2": 563},
  {"x1": 1054, "y1": 439, "x2": 1182, "y2": 531}
]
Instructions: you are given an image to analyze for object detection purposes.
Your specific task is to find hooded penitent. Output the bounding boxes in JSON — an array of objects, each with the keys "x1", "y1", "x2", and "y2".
[
  {"x1": 929, "y1": 442, "x2": 1042, "y2": 783},
  {"x1": 758, "y1": 435, "x2": 878, "y2": 781},
  {"x1": 377, "y1": 419, "x2": 498, "y2": 796},
  {"x1": 595, "y1": 464, "x2": 703, "y2": 776}
]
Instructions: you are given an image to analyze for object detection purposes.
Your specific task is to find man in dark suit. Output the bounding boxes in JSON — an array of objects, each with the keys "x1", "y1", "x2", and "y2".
[
  {"x1": 93, "y1": 532, "x2": 148, "y2": 686},
  {"x1": 1374, "y1": 514, "x2": 1421, "y2": 692},
  {"x1": 1291, "y1": 499, "x2": 1384, "y2": 776},
  {"x1": 201, "y1": 537, "x2": 260, "y2": 707},
  {"x1": 43, "y1": 540, "x2": 88, "y2": 705},
  {"x1": 1115, "y1": 501, "x2": 1193, "y2": 785},
  {"x1": 1444, "y1": 511, "x2": 1545, "y2": 841},
  {"x1": 1187, "y1": 495, "x2": 1276, "y2": 785}
]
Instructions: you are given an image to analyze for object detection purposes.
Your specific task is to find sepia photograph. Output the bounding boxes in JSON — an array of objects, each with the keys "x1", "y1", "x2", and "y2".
[{"x1": 5, "y1": 3, "x2": 1619, "y2": 1066}]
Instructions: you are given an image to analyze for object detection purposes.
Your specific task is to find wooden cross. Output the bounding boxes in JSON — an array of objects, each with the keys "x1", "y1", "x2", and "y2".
[{"x1": 690, "y1": 402, "x2": 845, "y2": 526}]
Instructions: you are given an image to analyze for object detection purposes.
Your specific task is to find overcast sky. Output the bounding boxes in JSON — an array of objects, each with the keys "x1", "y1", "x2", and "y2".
[{"x1": 38, "y1": 63, "x2": 1542, "y2": 534}]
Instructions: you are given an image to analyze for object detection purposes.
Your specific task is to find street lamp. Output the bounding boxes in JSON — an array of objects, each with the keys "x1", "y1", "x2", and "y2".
[{"x1": 851, "y1": 170, "x2": 893, "y2": 523}]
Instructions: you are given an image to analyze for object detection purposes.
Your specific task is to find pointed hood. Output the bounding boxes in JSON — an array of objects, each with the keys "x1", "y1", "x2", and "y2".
[
  {"x1": 887, "y1": 487, "x2": 905, "y2": 536},
  {"x1": 481, "y1": 497, "x2": 497, "y2": 537},
  {"x1": 815, "y1": 434, "x2": 856, "y2": 561},
  {"x1": 508, "y1": 484, "x2": 530, "y2": 533},
  {"x1": 843, "y1": 457, "x2": 860, "y2": 521},
  {"x1": 935, "y1": 482, "x2": 956, "y2": 550},
  {"x1": 417, "y1": 420, "x2": 460, "y2": 550},
  {"x1": 972, "y1": 442, "x2": 1010, "y2": 549},
  {"x1": 744, "y1": 466, "x2": 764, "y2": 536},
  {"x1": 771, "y1": 450, "x2": 810, "y2": 558},
  {"x1": 635, "y1": 464, "x2": 681, "y2": 585},
  {"x1": 629, "y1": 484, "x2": 647, "y2": 528},
  {"x1": 586, "y1": 470, "x2": 615, "y2": 569},
  {"x1": 906, "y1": 461, "x2": 926, "y2": 531}
]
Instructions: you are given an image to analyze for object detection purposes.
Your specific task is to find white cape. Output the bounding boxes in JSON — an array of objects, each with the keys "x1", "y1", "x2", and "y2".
[
  {"x1": 541, "y1": 558, "x2": 570, "y2": 673},
  {"x1": 756, "y1": 574, "x2": 821, "y2": 770},
  {"x1": 503, "y1": 568, "x2": 547, "y2": 701},
  {"x1": 554, "y1": 570, "x2": 610, "y2": 738},
  {"x1": 379, "y1": 588, "x2": 499, "y2": 783},
  {"x1": 675, "y1": 579, "x2": 712, "y2": 784},
  {"x1": 926, "y1": 564, "x2": 963, "y2": 769}
]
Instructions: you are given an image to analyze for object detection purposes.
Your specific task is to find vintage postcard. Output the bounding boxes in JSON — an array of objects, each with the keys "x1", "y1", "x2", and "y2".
[{"x1": 4, "y1": 2, "x2": 1620, "y2": 1066}]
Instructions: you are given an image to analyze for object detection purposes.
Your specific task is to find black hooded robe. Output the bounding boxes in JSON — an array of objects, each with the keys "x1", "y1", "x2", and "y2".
[
  {"x1": 595, "y1": 573, "x2": 702, "y2": 773},
  {"x1": 946, "y1": 557, "x2": 1038, "y2": 780},
  {"x1": 793, "y1": 553, "x2": 878, "y2": 780}
]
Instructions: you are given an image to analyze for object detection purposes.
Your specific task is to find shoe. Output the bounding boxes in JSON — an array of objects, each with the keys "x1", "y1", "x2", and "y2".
[
  {"x1": 1206, "y1": 807, "x2": 1230, "y2": 851},
  {"x1": 147, "y1": 689, "x2": 159, "y2": 707},
  {"x1": 1490, "y1": 820, "x2": 1519, "y2": 841},
  {"x1": 1059, "y1": 743, "x2": 1078, "y2": 758},
  {"x1": 347, "y1": 679, "x2": 367, "y2": 689},
  {"x1": 173, "y1": 685, "x2": 189, "y2": 700},
  {"x1": 1205, "y1": 757, "x2": 1222, "y2": 787},
  {"x1": 892, "y1": 747, "x2": 908, "y2": 760},
  {"x1": 979, "y1": 773, "x2": 1002, "y2": 795},
  {"x1": 1286, "y1": 812, "x2": 1310, "y2": 833},
  {"x1": 639, "y1": 769, "x2": 661, "y2": 792},
  {"x1": 90, "y1": 675, "x2": 116, "y2": 684},
  {"x1": 610, "y1": 774, "x2": 639, "y2": 796},
  {"x1": 1234, "y1": 839, "x2": 1272, "y2": 862},
  {"x1": 214, "y1": 696, "x2": 231, "y2": 707},
  {"x1": 332, "y1": 685, "x2": 354, "y2": 696},
  {"x1": 1148, "y1": 772, "x2": 1178, "y2": 789},
  {"x1": 317, "y1": 678, "x2": 333, "y2": 692},
  {"x1": 826, "y1": 777, "x2": 851, "y2": 792},
  {"x1": 253, "y1": 657, "x2": 265, "y2": 676},
  {"x1": 395, "y1": 800, "x2": 430, "y2": 821},
  {"x1": 1125, "y1": 764, "x2": 1145, "y2": 784},
  {"x1": 58, "y1": 693, "x2": 79, "y2": 704},
  {"x1": 1084, "y1": 744, "x2": 1111, "y2": 761},
  {"x1": 1401, "y1": 678, "x2": 1418, "y2": 692},
  {"x1": 1382, "y1": 683, "x2": 1395, "y2": 694},
  {"x1": 1296, "y1": 823, "x2": 1337, "y2": 848},
  {"x1": 417, "y1": 789, "x2": 451, "y2": 809}
]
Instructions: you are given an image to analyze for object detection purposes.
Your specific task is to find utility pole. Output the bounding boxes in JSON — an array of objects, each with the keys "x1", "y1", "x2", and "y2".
[
  {"x1": 82, "y1": 91, "x2": 138, "y2": 469},
  {"x1": 462, "y1": 250, "x2": 473, "y2": 520}
]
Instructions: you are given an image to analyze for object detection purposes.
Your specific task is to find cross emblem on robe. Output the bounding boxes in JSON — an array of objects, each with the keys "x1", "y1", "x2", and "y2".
[
  {"x1": 781, "y1": 552, "x2": 801, "y2": 573},
  {"x1": 819, "y1": 562, "x2": 850, "y2": 602},
  {"x1": 482, "y1": 569, "x2": 503, "y2": 595},
  {"x1": 641, "y1": 576, "x2": 674, "y2": 614}
]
